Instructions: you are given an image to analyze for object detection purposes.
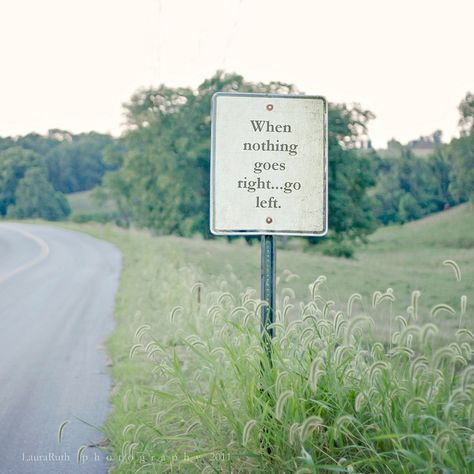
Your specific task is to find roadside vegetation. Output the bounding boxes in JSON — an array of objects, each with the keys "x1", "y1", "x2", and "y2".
[{"x1": 65, "y1": 203, "x2": 474, "y2": 473}]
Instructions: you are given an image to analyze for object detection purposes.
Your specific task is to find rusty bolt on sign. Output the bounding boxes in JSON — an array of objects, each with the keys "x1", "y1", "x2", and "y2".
[
  {"x1": 266, "y1": 104, "x2": 273, "y2": 111},
  {"x1": 266, "y1": 217, "x2": 273, "y2": 224}
]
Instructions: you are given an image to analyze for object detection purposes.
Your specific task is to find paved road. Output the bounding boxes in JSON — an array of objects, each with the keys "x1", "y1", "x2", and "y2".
[{"x1": 0, "y1": 223, "x2": 121, "y2": 474}]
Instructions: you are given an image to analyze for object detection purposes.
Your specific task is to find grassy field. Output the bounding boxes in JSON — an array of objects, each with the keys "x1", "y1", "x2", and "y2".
[
  {"x1": 63, "y1": 204, "x2": 474, "y2": 473},
  {"x1": 67, "y1": 189, "x2": 117, "y2": 219}
]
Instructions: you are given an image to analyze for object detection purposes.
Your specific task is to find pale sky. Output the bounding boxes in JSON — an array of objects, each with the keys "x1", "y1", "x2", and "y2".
[{"x1": 0, "y1": 0, "x2": 472, "y2": 148}]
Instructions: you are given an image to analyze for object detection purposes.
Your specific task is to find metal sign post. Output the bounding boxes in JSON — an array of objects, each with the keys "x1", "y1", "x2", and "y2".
[
  {"x1": 210, "y1": 92, "x2": 328, "y2": 360},
  {"x1": 261, "y1": 235, "x2": 276, "y2": 360}
]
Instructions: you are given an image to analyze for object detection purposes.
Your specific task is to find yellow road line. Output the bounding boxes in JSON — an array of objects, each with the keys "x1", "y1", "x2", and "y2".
[{"x1": 0, "y1": 226, "x2": 50, "y2": 284}]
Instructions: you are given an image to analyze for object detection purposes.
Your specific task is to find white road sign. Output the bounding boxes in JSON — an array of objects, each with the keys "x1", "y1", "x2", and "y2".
[{"x1": 210, "y1": 93, "x2": 327, "y2": 236}]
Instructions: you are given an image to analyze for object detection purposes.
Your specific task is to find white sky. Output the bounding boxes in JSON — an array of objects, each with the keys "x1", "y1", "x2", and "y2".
[{"x1": 0, "y1": 0, "x2": 472, "y2": 148}]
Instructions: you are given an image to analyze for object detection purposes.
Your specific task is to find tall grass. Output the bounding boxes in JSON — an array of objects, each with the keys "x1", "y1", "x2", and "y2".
[{"x1": 111, "y1": 268, "x2": 473, "y2": 473}]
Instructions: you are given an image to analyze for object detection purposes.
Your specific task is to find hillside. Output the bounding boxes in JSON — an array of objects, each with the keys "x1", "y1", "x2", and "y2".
[
  {"x1": 66, "y1": 203, "x2": 473, "y2": 340},
  {"x1": 176, "y1": 204, "x2": 473, "y2": 337}
]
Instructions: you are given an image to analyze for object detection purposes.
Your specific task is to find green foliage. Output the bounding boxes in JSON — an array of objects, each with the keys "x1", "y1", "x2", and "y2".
[
  {"x1": 320, "y1": 239, "x2": 354, "y2": 258},
  {"x1": 447, "y1": 94, "x2": 474, "y2": 202},
  {"x1": 84, "y1": 220, "x2": 473, "y2": 473},
  {"x1": 458, "y1": 91, "x2": 474, "y2": 135},
  {"x1": 102, "y1": 72, "x2": 297, "y2": 237},
  {"x1": 0, "y1": 146, "x2": 44, "y2": 215},
  {"x1": 59, "y1": 204, "x2": 473, "y2": 473},
  {"x1": 6, "y1": 166, "x2": 70, "y2": 220},
  {"x1": 373, "y1": 147, "x2": 456, "y2": 225},
  {"x1": 44, "y1": 131, "x2": 115, "y2": 193},
  {"x1": 0, "y1": 129, "x2": 115, "y2": 195},
  {"x1": 373, "y1": 91, "x2": 474, "y2": 226},
  {"x1": 126, "y1": 283, "x2": 473, "y2": 473},
  {"x1": 102, "y1": 71, "x2": 377, "y2": 242}
]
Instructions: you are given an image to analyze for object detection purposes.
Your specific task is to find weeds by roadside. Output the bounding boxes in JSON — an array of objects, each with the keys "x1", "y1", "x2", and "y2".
[{"x1": 111, "y1": 267, "x2": 473, "y2": 473}]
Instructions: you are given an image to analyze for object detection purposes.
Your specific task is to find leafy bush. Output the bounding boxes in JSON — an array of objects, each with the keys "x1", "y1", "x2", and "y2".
[
  {"x1": 320, "y1": 240, "x2": 354, "y2": 258},
  {"x1": 6, "y1": 166, "x2": 70, "y2": 220}
]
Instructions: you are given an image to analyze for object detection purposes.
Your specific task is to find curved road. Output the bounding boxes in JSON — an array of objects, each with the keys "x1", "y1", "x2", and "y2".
[{"x1": 0, "y1": 223, "x2": 121, "y2": 473}]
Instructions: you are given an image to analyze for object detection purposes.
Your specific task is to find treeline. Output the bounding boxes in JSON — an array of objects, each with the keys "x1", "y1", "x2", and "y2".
[
  {"x1": 2, "y1": 72, "x2": 472, "y2": 255},
  {"x1": 372, "y1": 117, "x2": 473, "y2": 225},
  {"x1": 98, "y1": 72, "x2": 473, "y2": 250},
  {"x1": 0, "y1": 130, "x2": 116, "y2": 220}
]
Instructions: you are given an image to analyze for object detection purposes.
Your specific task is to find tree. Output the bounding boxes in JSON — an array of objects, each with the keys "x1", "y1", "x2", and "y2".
[
  {"x1": 44, "y1": 132, "x2": 115, "y2": 193},
  {"x1": 372, "y1": 143, "x2": 461, "y2": 225},
  {"x1": 448, "y1": 133, "x2": 474, "y2": 203},
  {"x1": 458, "y1": 92, "x2": 474, "y2": 135},
  {"x1": 448, "y1": 92, "x2": 474, "y2": 202},
  {"x1": 0, "y1": 147, "x2": 43, "y2": 215},
  {"x1": 102, "y1": 71, "x2": 377, "y2": 242},
  {"x1": 6, "y1": 167, "x2": 70, "y2": 220}
]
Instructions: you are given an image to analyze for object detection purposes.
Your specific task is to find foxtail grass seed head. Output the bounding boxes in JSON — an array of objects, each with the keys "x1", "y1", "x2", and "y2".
[
  {"x1": 443, "y1": 259, "x2": 462, "y2": 282},
  {"x1": 347, "y1": 293, "x2": 362, "y2": 317},
  {"x1": 169, "y1": 305, "x2": 184, "y2": 323},
  {"x1": 411, "y1": 290, "x2": 421, "y2": 320},
  {"x1": 388, "y1": 346, "x2": 414, "y2": 359},
  {"x1": 57, "y1": 420, "x2": 69, "y2": 444},
  {"x1": 375, "y1": 289, "x2": 395, "y2": 306},
  {"x1": 310, "y1": 275, "x2": 327, "y2": 300},
  {"x1": 436, "y1": 429, "x2": 453, "y2": 450},
  {"x1": 371, "y1": 342, "x2": 384, "y2": 359},
  {"x1": 76, "y1": 445, "x2": 88, "y2": 465},
  {"x1": 300, "y1": 416, "x2": 323, "y2": 441},
  {"x1": 242, "y1": 419, "x2": 257, "y2": 447},
  {"x1": 399, "y1": 325, "x2": 421, "y2": 346},
  {"x1": 433, "y1": 347, "x2": 455, "y2": 367},
  {"x1": 282, "y1": 303, "x2": 294, "y2": 322},
  {"x1": 333, "y1": 415, "x2": 356, "y2": 440},
  {"x1": 395, "y1": 315, "x2": 408, "y2": 329},
  {"x1": 333, "y1": 311, "x2": 347, "y2": 339},
  {"x1": 308, "y1": 358, "x2": 323, "y2": 391},
  {"x1": 368, "y1": 361, "x2": 389, "y2": 384},
  {"x1": 334, "y1": 345, "x2": 353, "y2": 367},
  {"x1": 322, "y1": 300, "x2": 335, "y2": 319},
  {"x1": 430, "y1": 303, "x2": 456, "y2": 318},
  {"x1": 461, "y1": 366, "x2": 474, "y2": 390},
  {"x1": 372, "y1": 290, "x2": 382, "y2": 308},
  {"x1": 421, "y1": 323, "x2": 439, "y2": 345},
  {"x1": 129, "y1": 343, "x2": 143, "y2": 360},
  {"x1": 460, "y1": 342, "x2": 473, "y2": 360},
  {"x1": 217, "y1": 291, "x2": 235, "y2": 307},
  {"x1": 276, "y1": 371, "x2": 289, "y2": 394},
  {"x1": 230, "y1": 306, "x2": 247, "y2": 318},
  {"x1": 134, "y1": 324, "x2": 151, "y2": 342},
  {"x1": 345, "y1": 315, "x2": 374, "y2": 345},
  {"x1": 300, "y1": 327, "x2": 314, "y2": 347},
  {"x1": 457, "y1": 328, "x2": 474, "y2": 342},
  {"x1": 185, "y1": 421, "x2": 200, "y2": 435},
  {"x1": 403, "y1": 397, "x2": 427, "y2": 416},
  {"x1": 289, "y1": 422, "x2": 301, "y2": 446},
  {"x1": 354, "y1": 392, "x2": 365, "y2": 412},
  {"x1": 275, "y1": 390, "x2": 293, "y2": 420}
]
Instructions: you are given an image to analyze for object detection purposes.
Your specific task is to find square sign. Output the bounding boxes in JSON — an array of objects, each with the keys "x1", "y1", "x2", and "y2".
[{"x1": 210, "y1": 92, "x2": 328, "y2": 236}]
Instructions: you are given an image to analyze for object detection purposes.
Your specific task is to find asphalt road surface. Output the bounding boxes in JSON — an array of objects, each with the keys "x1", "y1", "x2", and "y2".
[{"x1": 0, "y1": 223, "x2": 121, "y2": 474}]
